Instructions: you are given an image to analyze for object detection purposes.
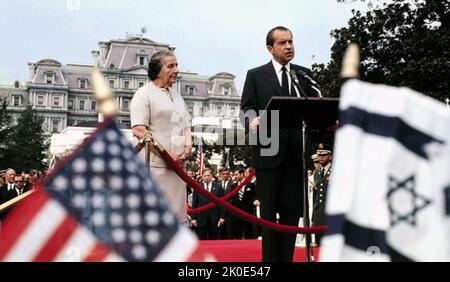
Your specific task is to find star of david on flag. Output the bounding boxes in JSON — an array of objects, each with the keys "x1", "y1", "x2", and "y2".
[
  {"x1": 320, "y1": 80, "x2": 450, "y2": 262},
  {"x1": 0, "y1": 118, "x2": 213, "y2": 262}
]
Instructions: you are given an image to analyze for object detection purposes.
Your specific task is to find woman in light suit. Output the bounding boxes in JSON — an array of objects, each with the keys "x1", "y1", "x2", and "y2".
[{"x1": 130, "y1": 50, "x2": 192, "y2": 223}]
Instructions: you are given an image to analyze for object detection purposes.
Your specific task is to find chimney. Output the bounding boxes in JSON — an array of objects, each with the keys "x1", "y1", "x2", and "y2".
[
  {"x1": 91, "y1": 50, "x2": 100, "y2": 68},
  {"x1": 27, "y1": 62, "x2": 36, "y2": 81}
]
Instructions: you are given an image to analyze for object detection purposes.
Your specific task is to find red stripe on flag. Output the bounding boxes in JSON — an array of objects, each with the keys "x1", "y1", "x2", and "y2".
[
  {"x1": 32, "y1": 215, "x2": 79, "y2": 262},
  {"x1": 187, "y1": 246, "x2": 207, "y2": 262},
  {"x1": 0, "y1": 190, "x2": 49, "y2": 261},
  {"x1": 83, "y1": 242, "x2": 111, "y2": 262}
]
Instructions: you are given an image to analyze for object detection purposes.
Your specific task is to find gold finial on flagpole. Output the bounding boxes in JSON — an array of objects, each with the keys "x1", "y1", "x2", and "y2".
[
  {"x1": 91, "y1": 69, "x2": 118, "y2": 118},
  {"x1": 341, "y1": 43, "x2": 360, "y2": 79}
]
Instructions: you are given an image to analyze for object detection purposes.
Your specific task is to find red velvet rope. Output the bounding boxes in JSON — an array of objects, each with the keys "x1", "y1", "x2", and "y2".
[
  {"x1": 157, "y1": 144, "x2": 326, "y2": 235},
  {"x1": 187, "y1": 170, "x2": 255, "y2": 214}
]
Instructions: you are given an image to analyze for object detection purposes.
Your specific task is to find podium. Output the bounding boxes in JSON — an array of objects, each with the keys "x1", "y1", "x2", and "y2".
[{"x1": 263, "y1": 96, "x2": 339, "y2": 262}]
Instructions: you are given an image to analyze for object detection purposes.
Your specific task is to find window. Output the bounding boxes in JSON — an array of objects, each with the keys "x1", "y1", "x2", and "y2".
[
  {"x1": 217, "y1": 106, "x2": 222, "y2": 115},
  {"x1": 109, "y1": 80, "x2": 115, "y2": 88},
  {"x1": 14, "y1": 81, "x2": 20, "y2": 88},
  {"x1": 46, "y1": 74, "x2": 53, "y2": 84},
  {"x1": 186, "y1": 86, "x2": 195, "y2": 95},
  {"x1": 138, "y1": 82, "x2": 144, "y2": 88},
  {"x1": 53, "y1": 96, "x2": 61, "y2": 107},
  {"x1": 37, "y1": 95, "x2": 45, "y2": 106},
  {"x1": 122, "y1": 99, "x2": 129, "y2": 111},
  {"x1": 68, "y1": 99, "x2": 74, "y2": 110},
  {"x1": 188, "y1": 107, "x2": 194, "y2": 116},
  {"x1": 124, "y1": 81, "x2": 130, "y2": 90},
  {"x1": 52, "y1": 119, "x2": 60, "y2": 133},
  {"x1": 91, "y1": 101, "x2": 97, "y2": 110},
  {"x1": 139, "y1": 56, "x2": 145, "y2": 66},
  {"x1": 221, "y1": 85, "x2": 231, "y2": 95},
  {"x1": 80, "y1": 79, "x2": 87, "y2": 89},
  {"x1": 13, "y1": 96, "x2": 21, "y2": 107},
  {"x1": 79, "y1": 100, "x2": 85, "y2": 110}
]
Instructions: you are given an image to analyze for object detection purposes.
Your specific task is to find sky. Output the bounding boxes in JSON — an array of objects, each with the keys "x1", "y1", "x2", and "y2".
[{"x1": 0, "y1": 0, "x2": 368, "y2": 90}]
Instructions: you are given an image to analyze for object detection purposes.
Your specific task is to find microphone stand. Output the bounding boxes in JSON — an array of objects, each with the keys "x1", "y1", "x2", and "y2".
[{"x1": 291, "y1": 79, "x2": 314, "y2": 262}]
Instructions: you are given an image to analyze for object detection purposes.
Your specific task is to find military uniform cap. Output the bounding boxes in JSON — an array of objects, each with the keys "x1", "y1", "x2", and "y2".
[
  {"x1": 316, "y1": 143, "x2": 332, "y2": 155},
  {"x1": 311, "y1": 154, "x2": 319, "y2": 162}
]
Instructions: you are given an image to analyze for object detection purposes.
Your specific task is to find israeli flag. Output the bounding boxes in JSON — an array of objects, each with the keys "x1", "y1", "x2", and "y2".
[{"x1": 320, "y1": 80, "x2": 450, "y2": 262}]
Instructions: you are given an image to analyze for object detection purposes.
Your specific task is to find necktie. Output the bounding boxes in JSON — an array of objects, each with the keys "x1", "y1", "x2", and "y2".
[
  {"x1": 238, "y1": 183, "x2": 244, "y2": 201},
  {"x1": 281, "y1": 66, "x2": 290, "y2": 96}
]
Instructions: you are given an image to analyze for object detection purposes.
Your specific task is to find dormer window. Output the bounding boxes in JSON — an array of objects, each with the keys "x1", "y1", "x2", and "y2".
[
  {"x1": 186, "y1": 85, "x2": 195, "y2": 95},
  {"x1": 79, "y1": 79, "x2": 87, "y2": 89},
  {"x1": 14, "y1": 81, "x2": 20, "y2": 88},
  {"x1": 139, "y1": 56, "x2": 145, "y2": 66},
  {"x1": 46, "y1": 73, "x2": 54, "y2": 84},
  {"x1": 221, "y1": 85, "x2": 231, "y2": 95}
]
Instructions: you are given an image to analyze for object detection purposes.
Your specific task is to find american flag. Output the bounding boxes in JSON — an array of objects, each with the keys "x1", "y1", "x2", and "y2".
[
  {"x1": 0, "y1": 119, "x2": 213, "y2": 262},
  {"x1": 196, "y1": 144, "x2": 204, "y2": 175}
]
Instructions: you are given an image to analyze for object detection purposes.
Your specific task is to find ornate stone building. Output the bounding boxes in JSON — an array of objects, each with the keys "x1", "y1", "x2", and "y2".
[{"x1": 0, "y1": 35, "x2": 242, "y2": 138}]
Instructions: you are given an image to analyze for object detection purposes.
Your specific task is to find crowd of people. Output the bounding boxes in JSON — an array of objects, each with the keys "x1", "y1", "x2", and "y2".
[
  {"x1": 185, "y1": 166, "x2": 260, "y2": 241},
  {"x1": 0, "y1": 168, "x2": 44, "y2": 220},
  {"x1": 184, "y1": 142, "x2": 333, "y2": 245}
]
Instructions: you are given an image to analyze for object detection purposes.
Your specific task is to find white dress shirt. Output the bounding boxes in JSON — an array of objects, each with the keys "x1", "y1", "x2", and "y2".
[{"x1": 271, "y1": 59, "x2": 300, "y2": 97}]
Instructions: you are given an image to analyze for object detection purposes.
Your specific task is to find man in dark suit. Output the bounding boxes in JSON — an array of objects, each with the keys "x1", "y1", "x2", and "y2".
[
  {"x1": 0, "y1": 170, "x2": 29, "y2": 220},
  {"x1": 218, "y1": 168, "x2": 234, "y2": 239},
  {"x1": 228, "y1": 168, "x2": 257, "y2": 239},
  {"x1": 240, "y1": 26, "x2": 316, "y2": 261},
  {"x1": 191, "y1": 168, "x2": 226, "y2": 240}
]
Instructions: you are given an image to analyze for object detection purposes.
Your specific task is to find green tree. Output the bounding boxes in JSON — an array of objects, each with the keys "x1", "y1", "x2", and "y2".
[
  {"x1": 0, "y1": 98, "x2": 12, "y2": 167},
  {"x1": 4, "y1": 106, "x2": 49, "y2": 172},
  {"x1": 314, "y1": 0, "x2": 450, "y2": 102}
]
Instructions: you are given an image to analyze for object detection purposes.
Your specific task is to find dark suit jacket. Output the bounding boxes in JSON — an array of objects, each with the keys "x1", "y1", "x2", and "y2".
[
  {"x1": 191, "y1": 182, "x2": 225, "y2": 226},
  {"x1": 229, "y1": 182, "x2": 257, "y2": 214},
  {"x1": 0, "y1": 184, "x2": 29, "y2": 220},
  {"x1": 240, "y1": 61, "x2": 315, "y2": 169}
]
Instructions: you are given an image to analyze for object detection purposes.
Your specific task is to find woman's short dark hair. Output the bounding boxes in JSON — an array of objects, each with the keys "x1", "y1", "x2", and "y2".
[
  {"x1": 266, "y1": 26, "x2": 292, "y2": 47},
  {"x1": 147, "y1": 50, "x2": 175, "y2": 81}
]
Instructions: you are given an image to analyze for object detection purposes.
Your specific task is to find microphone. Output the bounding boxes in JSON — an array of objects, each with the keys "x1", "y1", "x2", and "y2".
[
  {"x1": 296, "y1": 69, "x2": 323, "y2": 98},
  {"x1": 289, "y1": 70, "x2": 308, "y2": 99}
]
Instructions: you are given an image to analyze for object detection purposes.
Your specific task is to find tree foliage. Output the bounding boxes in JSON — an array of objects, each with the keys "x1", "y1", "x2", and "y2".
[
  {"x1": 0, "y1": 98, "x2": 12, "y2": 167},
  {"x1": 3, "y1": 106, "x2": 49, "y2": 172},
  {"x1": 314, "y1": 0, "x2": 450, "y2": 102}
]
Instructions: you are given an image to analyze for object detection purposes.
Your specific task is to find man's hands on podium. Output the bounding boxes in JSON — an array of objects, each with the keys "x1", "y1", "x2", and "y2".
[{"x1": 249, "y1": 117, "x2": 261, "y2": 132}]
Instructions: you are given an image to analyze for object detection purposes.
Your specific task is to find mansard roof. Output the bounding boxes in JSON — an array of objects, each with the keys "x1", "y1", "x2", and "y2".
[
  {"x1": 35, "y1": 59, "x2": 62, "y2": 67},
  {"x1": 209, "y1": 72, "x2": 236, "y2": 80}
]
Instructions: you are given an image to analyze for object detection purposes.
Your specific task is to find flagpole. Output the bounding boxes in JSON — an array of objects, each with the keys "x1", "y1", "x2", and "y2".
[
  {"x1": 91, "y1": 69, "x2": 118, "y2": 119},
  {"x1": 446, "y1": 98, "x2": 449, "y2": 109}
]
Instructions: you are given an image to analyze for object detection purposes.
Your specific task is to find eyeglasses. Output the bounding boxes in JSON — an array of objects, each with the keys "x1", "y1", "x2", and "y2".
[{"x1": 15, "y1": 181, "x2": 24, "y2": 183}]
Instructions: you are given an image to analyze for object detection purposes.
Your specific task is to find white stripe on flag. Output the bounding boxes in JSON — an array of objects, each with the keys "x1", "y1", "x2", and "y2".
[
  {"x1": 153, "y1": 227, "x2": 197, "y2": 262},
  {"x1": 53, "y1": 226, "x2": 98, "y2": 262},
  {"x1": 4, "y1": 201, "x2": 66, "y2": 262},
  {"x1": 102, "y1": 253, "x2": 125, "y2": 262}
]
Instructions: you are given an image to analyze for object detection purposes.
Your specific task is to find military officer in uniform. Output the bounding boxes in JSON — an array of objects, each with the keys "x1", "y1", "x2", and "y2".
[{"x1": 312, "y1": 143, "x2": 333, "y2": 246}]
